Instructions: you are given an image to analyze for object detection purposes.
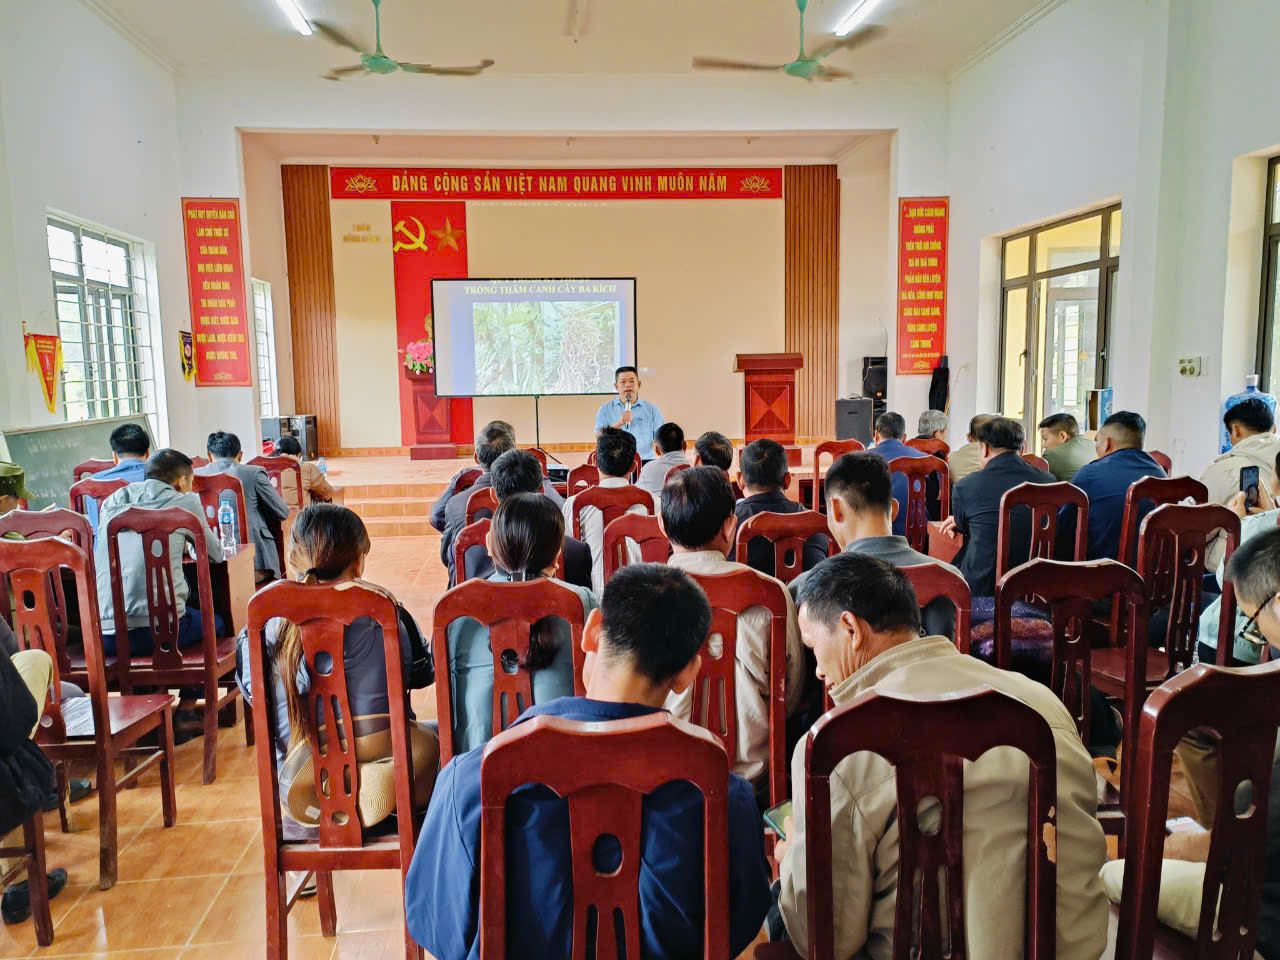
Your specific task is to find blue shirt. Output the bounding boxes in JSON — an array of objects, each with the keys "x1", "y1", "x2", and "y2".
[
  {"x1": 1058, "y1": 448, "x2": 1167, "y2": 562},
  {"x1": 594, "y1": 398, "x2": 664, "y2": 460},
  {"x1": 868, "y1": 438, "x2": 929, "y2": 537},
  {"x1": 86, "y1": 458, "x2": 148, "y2": 531},
  {"x1": 405, "y1": 697, "x2": 771, "y2": 960}
]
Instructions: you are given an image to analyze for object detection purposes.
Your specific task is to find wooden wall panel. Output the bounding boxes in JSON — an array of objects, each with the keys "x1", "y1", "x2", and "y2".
[
  {"x1": 281, "y1": 165, "x2": 341, "y2": 454},
  {"x1": 784, "y1": 165, "x2": 840, "y2": 438}
]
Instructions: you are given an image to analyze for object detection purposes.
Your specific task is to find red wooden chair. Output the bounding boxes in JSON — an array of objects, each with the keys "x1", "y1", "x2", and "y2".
[
  {"x1": 192, "y1": 472, "x2": 250, "y2": 545},
  {"x1": 523, "y1": 447, "x2": 549, "y2": 472},
  {"x1": 586, "y1": 450, "x2": 597, "y2": 466},
  {"x1": 247, "y1": 455, "x2": 304, "y2": 509},
  {"x1": 901, "y1": 562, "x2": 972, "y2": 653},
  {"x1": 0, "y1": 537, "x2": 176, "y2": 889},
  {"x1": 69, "y1": 477, "x2": 126, "y2": 516},
  {"x1": 683, "y1": 569, "x2": 790, "y2": 808},
  {"x1": 906, "y1": 437, "x2": 949, "y2": 457},
  {"x1": 72, "y1": 458, "x2": 114, "y2": 483},
  {"x1": 0, "y1": 814, "x2": 53, "y2": 945},
  {"x1": 756, "y1": 685, "x2": 1058, "y2": 960},
  {"x1": 733, "y1": 510, "x2": 836, "y2": 585},
  {"x1": 1021, "y1": 452, "x2": 1050, "y2": 472},
  {"x1": 995, "y1": 480, "x2": 1088, "y2": 582},
  {"x1": 1149, "y1": 449, "x2": 1173, "y2": 473},
  {"x1": 191, "y1": 456, "x2": 210, "y2": 469},
  {"x1": 569, "y1": 484, "x2": 653, "y2": 541},
  {"x1": 464, "y1": 486, "x2": 498, "y2": 526},
  {"x1": 810, "y1": 439, "x2": 865, "y2": 512},
  {"x1": 246, "y1": 580, "x2": 423, "y2": 960},
  {"x1": 888, "y1": 456, "x2": 950, "y2": 553},
  {"x1": 1114, "y1": 661, "x2": 1280, "y2": 960},
  {"x1": 479, "y1": 713, "x2": 730, "y2": 960},
  {"x1": 567, "y1": 463, "x2": 599, "y2": 494},
  {"x1": 454, "y1": 518, "x2": 491, "y2": 584},
  {"x1": 455, "y1": 467, "x2": 483, "y2": 495},
  {"x1": 0, "y1": 507, "x2": 92, "y2": 549},
  {"x1": 432, "y1": 579, "x2": 589, "y2": 765},
  {"x1": 1115, "y1": 475, "x2": 1208, "y2": 569},
  {"x1": 663, "y1": 461, "x2": 692, "y2": 486},
  {"x1": 602, "y1": 513, "x2": 670, "y2": 582},
  {"x1": 104, "y1": 505, "x2": 248, "y2": 783}
]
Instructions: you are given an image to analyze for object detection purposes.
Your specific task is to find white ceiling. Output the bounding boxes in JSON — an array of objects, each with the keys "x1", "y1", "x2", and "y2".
[{"x1": 96, "y1": 0, "x2": 1044, "y2": 78}]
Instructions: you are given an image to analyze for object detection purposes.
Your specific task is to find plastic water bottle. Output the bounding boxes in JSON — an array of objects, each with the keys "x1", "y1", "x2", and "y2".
[
  {"x1": 1220, "y1": 374, "x2": 1278, "y2": 452},
  {"x1": 217, "y1": 501, "x2": 238, "y2": 555},
  {"x1": 317, "y1": 457, "x2": 328, "y2": 475}
]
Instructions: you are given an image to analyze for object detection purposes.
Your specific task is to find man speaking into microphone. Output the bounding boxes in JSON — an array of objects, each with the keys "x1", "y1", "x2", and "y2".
[{"x1": 594, "y1": 366, "x2": 663, "y2": 463}]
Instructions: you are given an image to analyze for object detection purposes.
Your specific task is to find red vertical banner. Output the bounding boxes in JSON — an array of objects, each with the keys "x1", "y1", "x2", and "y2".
[
  {"x1": 181, "y1": 198, "x2": 252, "y2": 386},
  {"x1": 389, "y1": 201, "x2": 470, "y2": 453},
  {"x1": 896, "y1": 197, "x2": 949, "y2": 375}
]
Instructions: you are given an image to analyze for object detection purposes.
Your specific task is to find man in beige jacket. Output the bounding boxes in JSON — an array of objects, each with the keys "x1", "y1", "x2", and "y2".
[
  {"x1": 658, "y1": 466, "x2": 806, "y2": 791},
  {"x1": 1200, "y1": 397, "x2": 1280, "y2": 570},
  {"x1": 946, "y1": 414, "x2": 994, "y2": 485},
  {"x1": 775, "y1": 552, "x2": 1108, "y2": 960}
]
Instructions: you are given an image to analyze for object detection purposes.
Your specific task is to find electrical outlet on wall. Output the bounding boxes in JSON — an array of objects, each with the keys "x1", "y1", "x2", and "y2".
[{"x1": 1178, "y1": 355, "x2": 1203, "y2": 377}]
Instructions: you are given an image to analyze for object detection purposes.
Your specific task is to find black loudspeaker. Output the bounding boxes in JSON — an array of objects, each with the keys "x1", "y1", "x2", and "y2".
[
  {"x1": 862, "y1": 356, "x2": 888, "y2": 400},
  {"x1": 836, "y1": 398, "x2": 874, "y2": 447},
  {"x1": 262, "y1": 415, "x2": 319, "y2": 460}
]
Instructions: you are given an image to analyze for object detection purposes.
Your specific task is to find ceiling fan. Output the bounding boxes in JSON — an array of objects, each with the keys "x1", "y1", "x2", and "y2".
[
  {"x1": 314, "y1": 0, "x2": 495, "y2": 80},
  {"x1": 692, "y1": 0, "x2": 882, "y2": 81}
]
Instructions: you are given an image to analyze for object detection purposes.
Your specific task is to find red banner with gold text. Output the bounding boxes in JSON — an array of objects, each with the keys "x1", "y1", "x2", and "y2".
[
  {"x1": 24, "y1": 334, "x2": 61, "y2": 413},
  {"x1": 181, "y1": 197, "x2": 251, "y2": 386},
  {"x1": 333, "y1": 166, "x2": 782, "y2": 201},
  {"x1": 896, "y1": 197, "x2": 949, "y2": 375}
]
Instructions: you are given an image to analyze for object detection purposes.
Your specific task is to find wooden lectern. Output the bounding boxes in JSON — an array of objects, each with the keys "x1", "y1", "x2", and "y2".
[{"x1": 734, "y1": 353, "x2": 804, "y2": 466}]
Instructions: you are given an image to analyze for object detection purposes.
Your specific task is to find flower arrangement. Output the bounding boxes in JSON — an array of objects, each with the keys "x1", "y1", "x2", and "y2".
[{"x1": 404, "y1": 337, "x2": 435, "y2": 374}]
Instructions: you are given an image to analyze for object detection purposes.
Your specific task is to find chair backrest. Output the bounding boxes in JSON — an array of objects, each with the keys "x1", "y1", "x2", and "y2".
[
  {"x1": 246, "y1": 580, "x2": 417, "y2": 857},
  {"x1": 191, "y1": 456, "x2": 210, "y2": 468},
  {"x1": 524, "y1": 447, "x2": 549, "y2": 472},
  {"x1": 1116, "y1": 474, "x2": 1208, "y2": 569},
  {"x1": 732, "y1": 509, "x2": 835, "y2": 585},
  {"x1": 1149, "y1": 449, "x2": 1173, "y2": 473},
  {"x1": 103, "y1": 505, "x2": 219, "y2": 675},
  {"x1": 455, "y1": 467, "x2": 483, "y2": 495},
  {"x1": 811, "y1": 439, "x2": 865, "y2": 511},
  {"x1": 684, "y1": 569, "x2": 790, "y2": 806},
  {"x1": 69, "y1": 477, "x2": 126, "y2": 516},
  {"x1": 247, "y1": 455, "x2": 304, "y2": 509},
  {"x1": 567, "y1": 464, "x2": 599, "y2": 494},
  {"x1": 995, "y1": 559, "x2": 1147, "y2": 792},
  {"x1": 1137, "y1": 502, "x2": 1239, "y2": 675},
  {"x1": 1021, "y1": 453, "x2": 1050, "y2": 472},
  {"x1": 454, "y1": 518, "x2": 491, "y2": 584},
  {"x1": 663, "y1": 461, "x2": 691, "y2": 486},
  {"x1": 71, "y1": 458, "x2": 114, "y2": 483},
  {"x1": 900, "y1": 563, "x2": 972, "y2": 654},
  {"x1": 1115, "y1": 661, "x2": 1280, "y2": 960},
  {"x1": 0, "y1": 508, "x2": 93, "y2": 552},
  {"x1": 570, "y1": 484, "x2": 652, "y2": 541},
  {"x1": 906, "y1": 437, "x2": 950, "y2": 457},
  {"x1": 432, "y1": 578, "x2": 589, "y2": 764},
  {"x1": 799, "y1": 685, "x2": 1058, "y2": 960},
  {"x1": 465, "y1": 486, "x2": 499, "y2": 526},
  {"x1": 888, "y1": 456, "x2": 950, "y2": 553},
  {"x1": 192, "y1": 472, "x2": 250, "y2": 545},
  {"x1": 601, "y1": 513, "x2": 670, "y2": 583},
  {"x1": 0, "y1": 537, "x2": 111, "y2": 748},
  {"x1": 478, "y1": 713, "x2": 730, "y2": 960},
  {"x1": 995, "y1": 480, "x2": 1088, "y2": 581}
]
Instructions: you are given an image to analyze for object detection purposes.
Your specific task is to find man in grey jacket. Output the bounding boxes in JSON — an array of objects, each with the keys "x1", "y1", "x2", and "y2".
[{"x1": 197, "y1": 431, "x2": 289, "y2": 580}]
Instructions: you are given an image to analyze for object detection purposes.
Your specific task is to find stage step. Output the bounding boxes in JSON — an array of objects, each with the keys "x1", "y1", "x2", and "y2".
[
  {"x1": 340, "y1": 482, "x2": 445, "y2": 538},
  {"x1": 361, "y1": 516, "x2": 434, "y2": 538}
]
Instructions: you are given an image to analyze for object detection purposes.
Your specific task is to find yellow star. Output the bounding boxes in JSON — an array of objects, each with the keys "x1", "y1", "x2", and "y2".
[{"x1": 430, "y1": 217, "x2": 464, "y2": 252}]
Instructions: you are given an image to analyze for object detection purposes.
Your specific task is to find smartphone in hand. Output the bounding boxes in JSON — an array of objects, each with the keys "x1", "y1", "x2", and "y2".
[
  {"x1": 1241, "y1": 465, "x2": 1261, "y2": 510},
  {"x1": 763, "y1": 800, "x2": 792, "y2": 840}
]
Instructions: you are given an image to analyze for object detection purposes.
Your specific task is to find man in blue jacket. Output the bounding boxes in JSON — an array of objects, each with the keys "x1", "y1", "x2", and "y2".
[
  {"x1": 405, "y1": 563, "x2": 772, "y2": 959},
  {"x1": 867, "y1": 412, "x2": 928, "y2": 538},
  {"x1": 85, "y1": 423, "x2": 151, "y2": 531}
]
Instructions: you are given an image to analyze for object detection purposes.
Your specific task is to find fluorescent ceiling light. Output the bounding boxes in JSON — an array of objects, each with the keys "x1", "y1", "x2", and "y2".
[
  {"x1": 275, "y1": 0, "x2": 313, "y2": 36},
  {"x1": 835, "y1": 0, "x2": 879, "y2": 36}
]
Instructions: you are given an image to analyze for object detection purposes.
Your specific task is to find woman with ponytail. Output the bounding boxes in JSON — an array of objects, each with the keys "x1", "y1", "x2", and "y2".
[
  {"x1": 446, "y1": 492, "x2": 598, "y2": 754},
  {"x1": 235, "y1": 503, "x2": 438, "y2": 834}
]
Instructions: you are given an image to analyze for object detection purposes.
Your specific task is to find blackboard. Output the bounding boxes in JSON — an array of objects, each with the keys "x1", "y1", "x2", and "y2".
[{"x1": 0, "y1": 415, "x2": 154, "y2": 510}]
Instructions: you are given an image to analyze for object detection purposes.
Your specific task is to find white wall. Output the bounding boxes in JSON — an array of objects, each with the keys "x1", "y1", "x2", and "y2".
[{"x1": 837, "y1": 136, "x2": 891, "y2": 398}]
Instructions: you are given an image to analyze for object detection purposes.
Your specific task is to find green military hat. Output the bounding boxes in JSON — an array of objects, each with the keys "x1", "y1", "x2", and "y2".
[{"x1": 0, "y1": 462, "x2": 35, "y2": 501}]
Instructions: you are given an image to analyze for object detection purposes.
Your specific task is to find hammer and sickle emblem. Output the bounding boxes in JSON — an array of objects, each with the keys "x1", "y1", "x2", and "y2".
[{"x1": 392, "y1": 217, "x2": 430, "y2": 253}]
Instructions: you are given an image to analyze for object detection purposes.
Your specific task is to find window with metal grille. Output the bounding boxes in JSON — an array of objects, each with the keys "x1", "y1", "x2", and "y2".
[
  {"x1": 251, "y1": 279, "x2": 279, "y2": 419},
  {"x1": 46, "y1": 216, "x2": 157, "y2": 423},
  {"x1": 1255, "y1": 158, "x2": 1280, "y2": 391}
]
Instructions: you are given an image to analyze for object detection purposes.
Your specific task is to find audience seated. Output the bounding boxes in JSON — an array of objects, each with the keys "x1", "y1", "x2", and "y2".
[
  {"x1": 457, "y1": 449, "x2": 592, "y2": 589},
  {"x1": 1200, "y1": 396, "x2": 1280, "y2": 570},
  {"x1": 430, "y1": 420, "x2": 514, "y2": 531},
  {"x1": 792, "y1": 452, "x2": 961, "y2": 641},
  {"x1": 562, "y1": 427, "x2": 645, "y2": 595},
  {"x1": 1037, "y1": 412, "x2": 1096, "y2": 482},
  {"x1": 636, "y1": 421, "x2": 690, "y2": 496},
  {"x1": 693, "y1": 430, "x2": 735, "y2": 472},
  {"x1": 1057, "y1": 410, "x2": 1167, "y2": 561},
  {"x1": 914, "y1": 409, "x2": 948, "y2": 520},
  {"x1": 91, "y1": 423, "x2": 151, "y2": 484},
  {"x1": 444, "y1": 493, "x2": 596, "y2": 755},
  {"x1": 867, "y1": 411, "x2": 928, "y2": 537},
  {"x1": 941, "y1": 416, "x2": 1057, "y2": 597},
  {"x1": 406, "y1": 563, "x2": 772, "y2": 960},
  {"x1": 947, "y1": 413, "x2": 994, "y2": 485},
  {"x1": 772, "y1": 553, "x2": 1107, "y2": 958},
  {"x1": 196, "y1": 431, "x2": 290, "y2": 582},
  {"x1": 236, "y1": 503, "x2": 438, "y2": 836},
  {"x1": 658, "y1": 466, "x2": 804, "y2": 788},
  {"x1": 272, "y1": 435, "x2": 336, "y2": 506},
  {"x1": 734, "y1": 439, "x2": 829, "y2": 578}
]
